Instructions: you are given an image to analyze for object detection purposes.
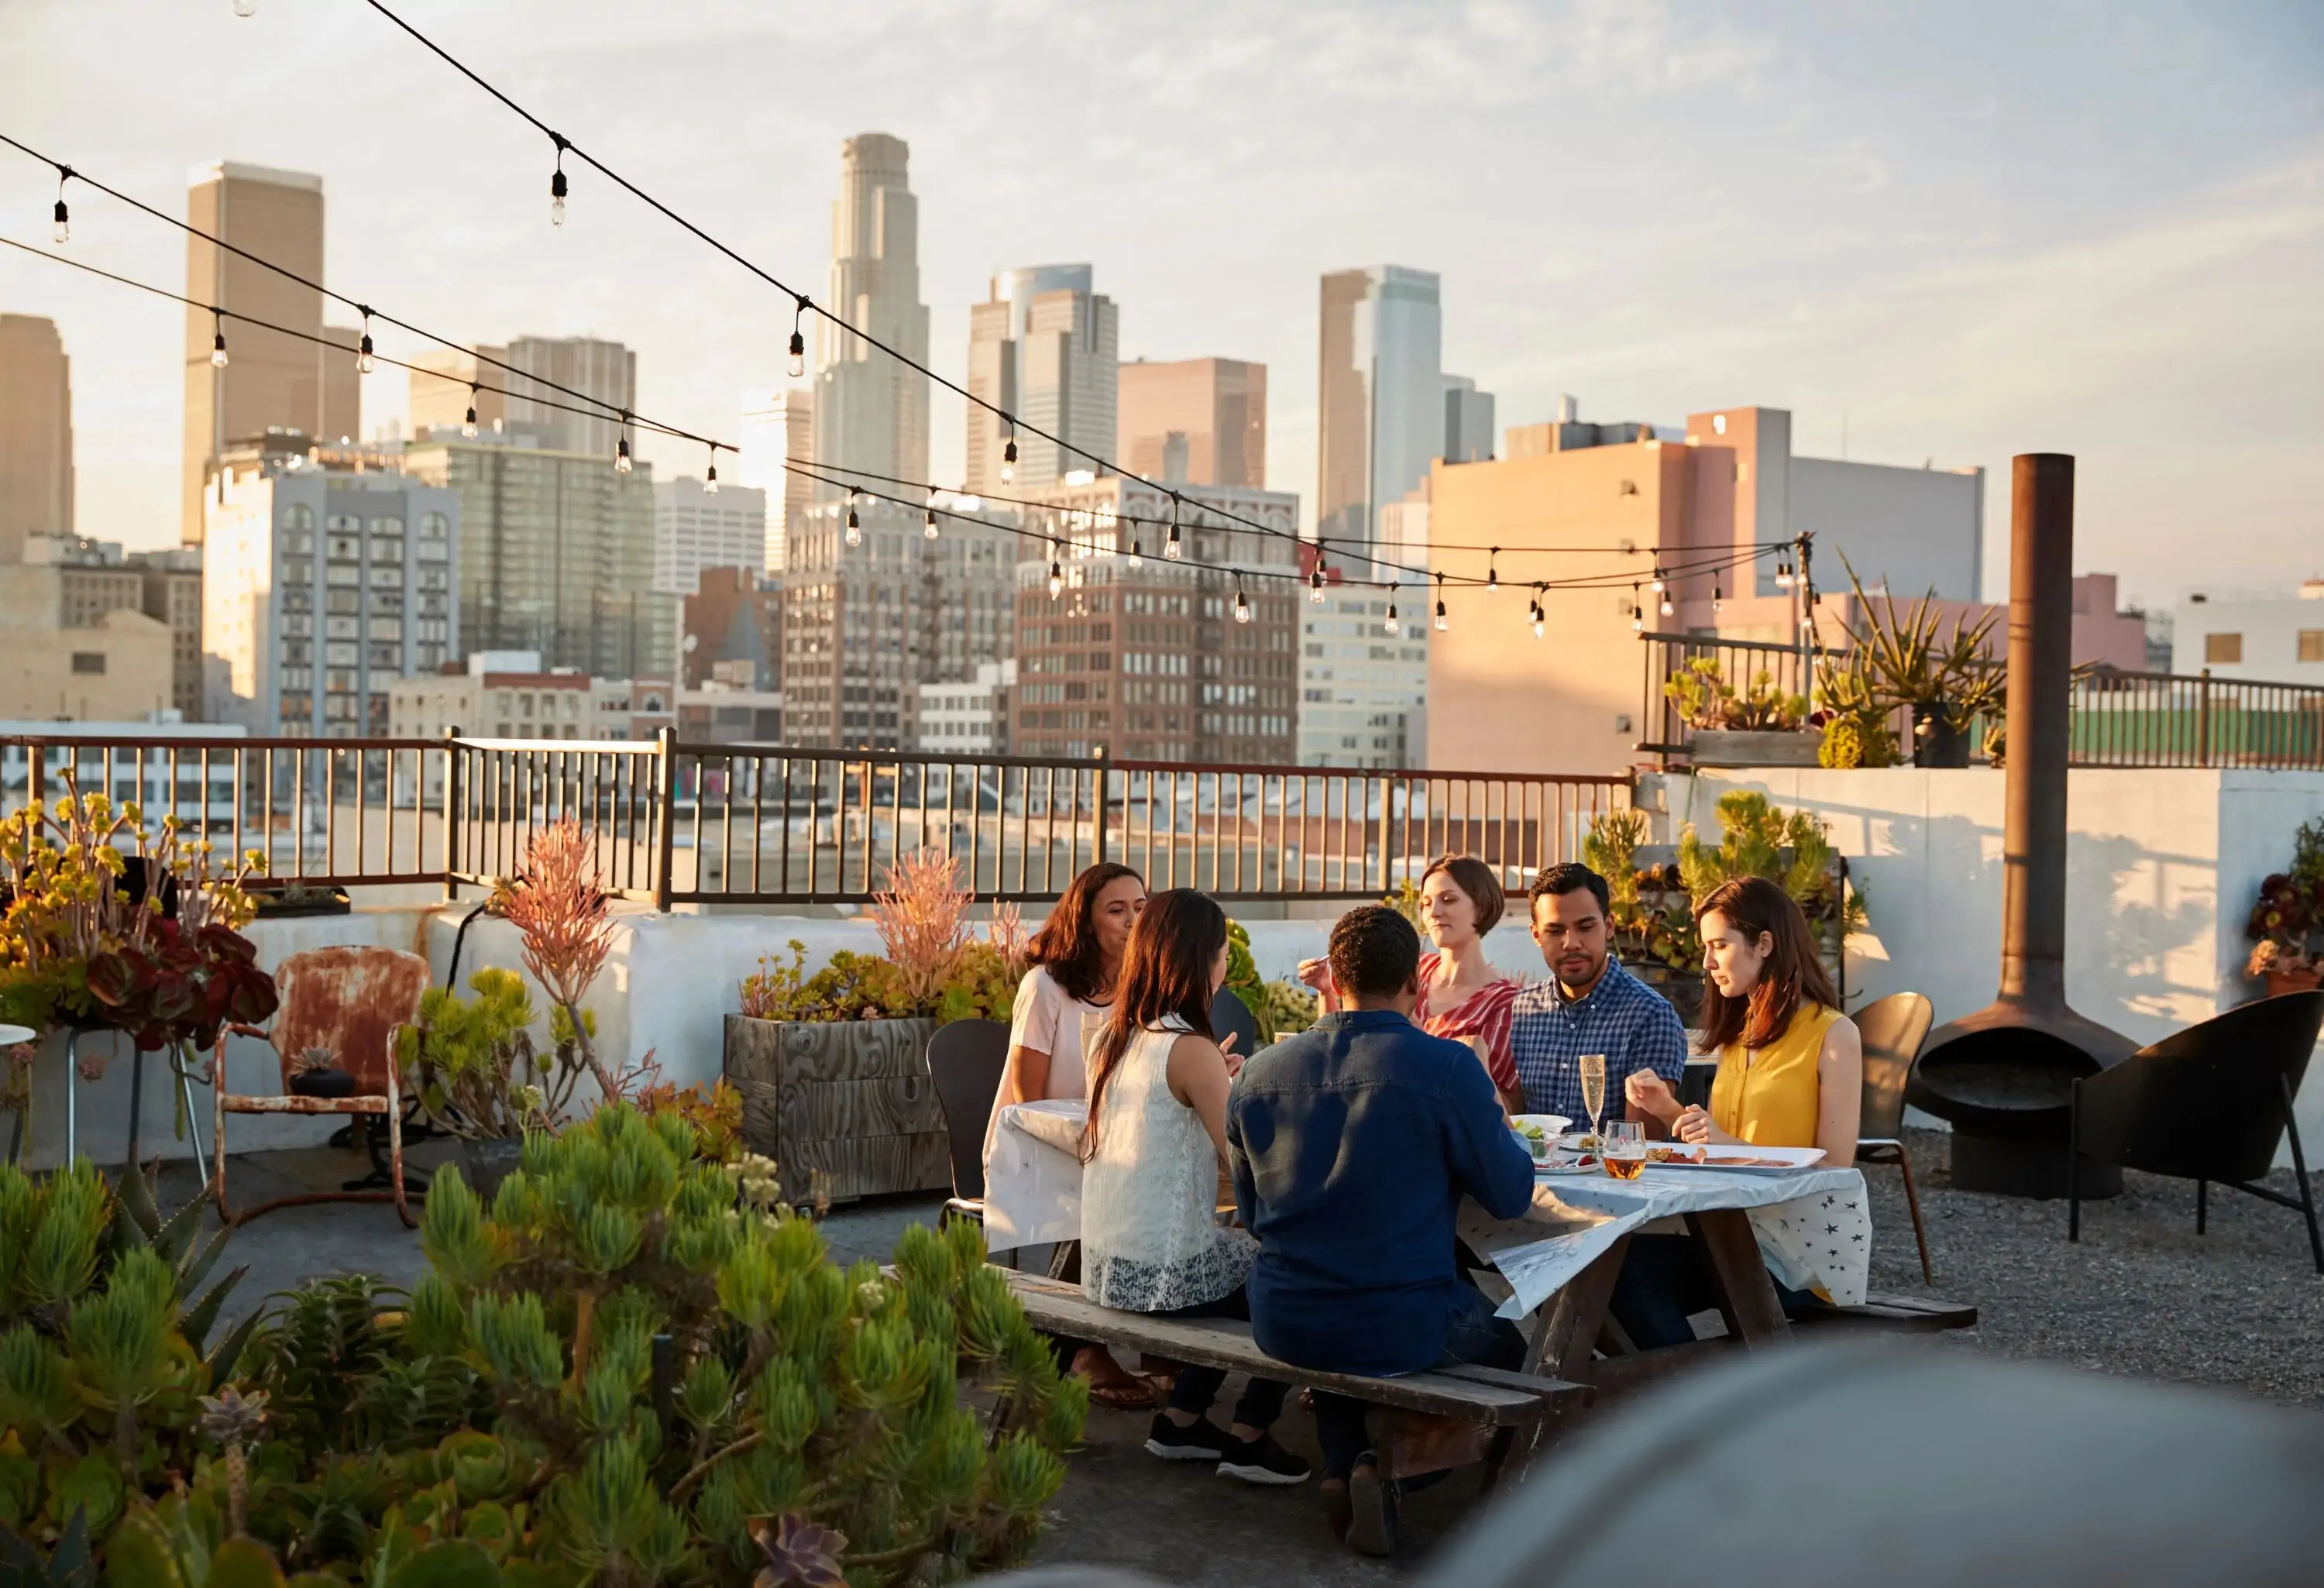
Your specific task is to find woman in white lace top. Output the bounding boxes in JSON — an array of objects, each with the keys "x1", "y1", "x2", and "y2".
[{"x1": 1078, "y1": 889, "x2": 1309, "y2": 1487}]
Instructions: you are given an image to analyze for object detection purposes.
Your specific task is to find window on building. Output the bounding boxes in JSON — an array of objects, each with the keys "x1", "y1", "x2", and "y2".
[
  {"x1": 70, "y1": 652, "x2": 105, "y2": 675},
  {"x1": 2205, "y1": 633, "x2": 2243, "y2": 665},
  {"x1": 2300, "y1": 631, "x2": 2324, "y2": 664}
]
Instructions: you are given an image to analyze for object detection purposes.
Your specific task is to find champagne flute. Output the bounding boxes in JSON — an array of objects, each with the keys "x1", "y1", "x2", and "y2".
[{"x1": 1579, "y1": 1053, "x2": 1607, "y2": 1146}]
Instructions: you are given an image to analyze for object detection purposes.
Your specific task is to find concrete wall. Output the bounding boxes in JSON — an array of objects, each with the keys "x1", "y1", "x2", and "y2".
[{"x1": 1647, "y1": 766, "x2": 2324, "y2": 1162}]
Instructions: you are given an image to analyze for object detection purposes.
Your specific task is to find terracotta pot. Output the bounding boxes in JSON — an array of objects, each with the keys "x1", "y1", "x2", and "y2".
[{"x1": 2264, "y1": 968, "x2": 2323, "y2": 999}]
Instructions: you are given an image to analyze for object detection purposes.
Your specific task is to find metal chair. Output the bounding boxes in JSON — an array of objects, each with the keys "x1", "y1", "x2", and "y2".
[
  {"x1": 2069, "y1": 989, "x2": 2324, "y2": 1272},
  {"x1": 210, "y1": 946, "x2": 431, "y2": 1229},
  {"x1": 1211, "y1": 985, "x2": 1262, "y2": 1062},
  {"x1": 927, "y1": 1017, "x2": 1009, "y2": 1229},
  {"x1": 1855, "y1": 990, "x2": 1937, "y2": 1284}
]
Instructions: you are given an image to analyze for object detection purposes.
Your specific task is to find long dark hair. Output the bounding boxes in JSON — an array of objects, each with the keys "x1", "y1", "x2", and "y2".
[
  {"x1": 1026, "y1": 861, "x2": 1144, "y2": 1002},
  {"x1": 1694, "y1": 875, "x2": 1840, "y2": 1053},
  {"x1": 1078, "y1": 889, "x2": 1225, "y2": 1161}
]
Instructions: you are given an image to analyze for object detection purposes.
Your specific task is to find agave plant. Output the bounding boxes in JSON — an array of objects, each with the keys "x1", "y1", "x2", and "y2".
[{"x1": 1834, "y1": 552, "x2": 2005, "y2": 741}]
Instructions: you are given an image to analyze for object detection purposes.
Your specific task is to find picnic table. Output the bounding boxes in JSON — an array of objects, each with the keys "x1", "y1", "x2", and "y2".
[{"x1": 985, "y1": 1098, "x2": 1886, "y2": 1403}]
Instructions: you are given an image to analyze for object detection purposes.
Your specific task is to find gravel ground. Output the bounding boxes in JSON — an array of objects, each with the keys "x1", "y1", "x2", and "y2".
[{"x1": 1860, "y1": 1128, "x2": 2324, "y2": 1408}]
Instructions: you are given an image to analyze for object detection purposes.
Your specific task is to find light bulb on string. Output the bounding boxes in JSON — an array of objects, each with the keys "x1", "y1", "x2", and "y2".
[
  {"x1": 1650, "y1": 565, "x2": 1666, "y2": 594},
  {"x1": 1631, "y1": 584, "x2": 1644, "y2": 634},
  {"x1": 549, "y1": 139, "x2": 569, "y2": 227},
  {"x1": 1127, "y1": 538, "x2": 1143, "y2": 569},
  {"x1": 1487, "y1": 548, "x2": 1500, "y2": 592},
  {"x1": 1712, "y1": 582, "x2": 1724, "y2": 614},
  {"x1": 923, "y1": 504, "x2": 940, "y2": 541},
  {"x1": 356, "y1": 310, "x2": 375, "y2": 375},
  {"x1": 1432, "y1": 572, "x2": 1449, "y2": 633},
  {"x1": 1384, "y1": 592, "x2": 1401, "y2": 638},
  {"x1": 1048, "y1": 558, "x2": 1064, "y2": 600},
  {"x1": 51, "y1": 168, "x2": 70, "y2": 244},
  {"x1": 1234, "y1": 579, "x2": 1253, "y2": 624},
  {"x1": 1000, "y1": 422, "x2": 1017, "y2": 486},
  {"x1": 233, "y1": 0, "x2": 256, "y2": 16},
  {"x1": 614, "y1": 436, "x2": 633, "y2": 476},
  {"x1": 844, "y1": 499, "x2": 861, "y2": 547},
  {"x1": 462, "y1": 386, "x2": 479, "y2": 439},
  {"x1": 704, "y1": 449, "x2": 719, "y2": 494},
  {"x1": 1659, "y1": 591, "x2": 1676, "y2": 617},
  {"x1": 1309, "y1": 566, "x2": 1327, "y2": 606},
  {"x1": 1164, "y1": 497, "x2": 1183, "y2": 560},
  {"x1": 1775, "y1": 560, "x2": 1794, "y2": 589},
  {"x1": 210, "y1": 311, "x2": 229, "y2": 369},
  {"x1": 788, "y1": 294, "x2": 808, "y2": 378}
]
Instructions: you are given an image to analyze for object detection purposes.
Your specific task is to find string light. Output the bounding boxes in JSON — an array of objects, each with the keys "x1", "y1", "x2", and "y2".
[
  {"x1": 844, "y1": 502, "x2": 861, "y2": 547},
  {"x1": 1433, "y1": 572, "x2": 1449, "y2": 633},
  {"x1": 614, "y1": 411, "x2": 634, "y2": 475},
  {"x1": 462, "y1": 384, "x2": 479, "y2": 438},
  {"x1": 704, "y1": 447, "x2": 719, "y2": 493},
  {"x1": 788, "y1": 294, "x2": 808, "y2": 379},
  {"x1": 1234, "y1": 579, "x2": 1253, "y2": 624},
  {"x1": 51, "y1": 167, "x2": 70, "y2": 244},
  {"x1": 923, "y1": 503, "x2": 940, "y2": 540},
  {"x1": 1000, "y1": 421, "x2": 1017, "y2": 486},
  {"x1": 356, "y1": 309, "x2": 375, "y2": 374},
  {"x1": 1712, "y1": 582, "x2": 1724, "y2": 614},
  {"x1": 1650, "y1": 565, "x2": 1667, "y2": 594},
  {"x1": 549, "y1": 137, "x2": 569, "y2": 226},
  {"x1": 1487, "y1": 548, "x2": 1500, "y2": 592},
  {"x1": 1048, "y1": 541, "x2": 1064, "y2": 600},
  {"x1": 1309, "y1": 565, "x2": 1327, "y2": 605},
  {"x1": 1164, "y1": 495, "x2": 1182, "y2": 560},
  {"x1": 1659, "y1": 589, "x2": 1676, "y2": 617},
  {"x1": 1631, "y1": 583, "x2": 1644, "y2": 633},
  {"x1": 209, "y1": 310, "x2": 228, "y2": 368},
  {"x1": 234, "y1": 0, "x2": 256, "y2": 15},
  {"x1": 1384, "y1": 591, "x2": 1401, "y2": 638},
  {"x1": 1127, "y1": 536, "x2": 1143, "y2": 569},
  {"x1": 1776, "y1": 559, "x2": 1795, "y2": 589}
]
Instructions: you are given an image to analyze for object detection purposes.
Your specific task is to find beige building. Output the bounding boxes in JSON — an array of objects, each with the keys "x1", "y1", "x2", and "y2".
[
  {"x1": 1117, "y1": 357, "x2": 1267, "y2": 489},
  {"x1": 404, "y1": 433, "x2": 666, "y2": 682},
  {"x1": 407, "y1": 345, "x2": 509, "y2": 439},
  {"x1": 0, "y1": 315, "x2": 74, "y2": 562},
  {"x1": 501, "y1": 337, "x2": 635, "y2": 462},
  {"x1": 813, "y1": 134, "x2": 930, "y2": 503},
  {"x1": 966, "y1": 266, "x2": 1119, "y2": 495},
  {"x1": 0, "y1": 562, "x2": 174, "y2": 721},
  {"x1": 183, "y1": 162, "x2": 361, "y2": 543}
]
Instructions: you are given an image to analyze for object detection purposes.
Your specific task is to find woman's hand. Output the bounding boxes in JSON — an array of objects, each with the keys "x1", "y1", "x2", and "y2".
[
  {"x1": 1624, "y1": 1069, "x2": 1682, "y2": 1125},
  {"x1": 1219, "y1": 1029, "x2": 1243, "y2": 1080},
  {"x1": 1295, "y1": 957, "x2": 1339, "y2": 1014},
  {"x1": 1673, "y1": 1105, "x2": 1714, "y2": 1145}
]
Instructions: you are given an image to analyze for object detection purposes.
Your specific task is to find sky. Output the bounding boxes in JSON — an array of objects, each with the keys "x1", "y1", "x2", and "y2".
[{"x1": 2, "y1": 0, "x2": 2319, "y2": 612}]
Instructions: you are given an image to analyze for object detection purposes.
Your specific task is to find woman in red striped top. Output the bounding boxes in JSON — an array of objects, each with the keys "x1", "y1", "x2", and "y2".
[{"x1": 1299, "y1": 854, "x2": 1525, "y2": 1113}]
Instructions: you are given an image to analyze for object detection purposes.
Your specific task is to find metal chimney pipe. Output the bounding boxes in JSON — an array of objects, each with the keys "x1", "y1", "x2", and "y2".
[{"x1": 1999, "y1": 453, "x2": 2075, "y2": 1006}]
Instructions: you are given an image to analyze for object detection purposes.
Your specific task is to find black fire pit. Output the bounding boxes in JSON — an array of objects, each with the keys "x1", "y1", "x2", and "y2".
[{"x1": 1905, "y1": 455, "x2": 2134, "y2": 1199}]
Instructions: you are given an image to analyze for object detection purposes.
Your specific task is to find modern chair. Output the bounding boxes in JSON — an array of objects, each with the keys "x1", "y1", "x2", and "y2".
[
  {"x1": 210, "y1": 946, "x2": 431, "y2": 1229},
  {"x1": 1855, "y1": 990, "x2": 1937, "y2": 1284},
  {"x1": 927, "y1": 1017, "x2": 1010, "y2": 1230},
  {"x1": 1211, "y1": 986, "x2": 1262, "y2": 1063},
  {"x1": 2069, "y1": 989, "x2": 2324, "y2": 1273}
]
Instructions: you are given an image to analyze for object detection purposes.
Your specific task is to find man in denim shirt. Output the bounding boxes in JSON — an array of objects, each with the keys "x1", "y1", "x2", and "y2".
[
  {"x1": 1228, "y1": 905, "x2": 1535, "y2": 1555},
  {"x1": 1508, "y1": 863, "x2": 1689, "y2": 1130}
]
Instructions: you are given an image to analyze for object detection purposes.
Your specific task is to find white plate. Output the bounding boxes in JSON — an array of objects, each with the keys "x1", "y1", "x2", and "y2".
[{"x1": 1641, "y1": 1144, "x2": 1827, "y2": 1174}]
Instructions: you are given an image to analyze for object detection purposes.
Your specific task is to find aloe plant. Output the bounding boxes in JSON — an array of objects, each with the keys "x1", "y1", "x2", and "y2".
[{"x1": 1834, "y1": 552, "x2": 2004, "y2": 737}]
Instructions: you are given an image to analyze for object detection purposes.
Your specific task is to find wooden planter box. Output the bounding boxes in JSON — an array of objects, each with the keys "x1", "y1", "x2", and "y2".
[
  {"x1": 723, "y1": 1015, "x2": 950, "y2": 1206},
  {"x1": 1689, "y1": 729, "x2": 1822, "y2": 768}
]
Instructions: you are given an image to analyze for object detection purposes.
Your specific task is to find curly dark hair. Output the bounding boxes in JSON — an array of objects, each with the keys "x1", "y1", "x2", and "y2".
[
  {"x1": 1529, "y1": 862, "x2": 1611, "y2": 916},
  {"x1": 1329, "y1": 904, "x2": 1422, "y2": 1001}
]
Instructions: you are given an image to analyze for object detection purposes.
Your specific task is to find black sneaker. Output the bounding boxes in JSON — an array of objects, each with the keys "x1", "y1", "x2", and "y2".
[
  {"x1": 1144, "y1": 1413, "x2": 1230, "y2": 1462},
  {"x1": 1217, "y1": 1431, "x2": 1311, "y2": 1486},
  {"x1": 1346, "y1": 1460, "x2": 1398, "y2": 1557}
]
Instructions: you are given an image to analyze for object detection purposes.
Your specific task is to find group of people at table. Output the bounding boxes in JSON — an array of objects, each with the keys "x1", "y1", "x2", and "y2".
[{"x1": 986, "y1": 854, "x2": 1865, "y2": 1555}]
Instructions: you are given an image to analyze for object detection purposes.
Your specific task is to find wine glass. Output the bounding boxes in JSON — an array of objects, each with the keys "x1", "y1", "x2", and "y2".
[
  {"x1": 1602, "y1": 1122, "x2": 1646, "y2": 1180},
  {"x1": 1579, "y1": 1054, "x2": 1607, "y2": 1145}
]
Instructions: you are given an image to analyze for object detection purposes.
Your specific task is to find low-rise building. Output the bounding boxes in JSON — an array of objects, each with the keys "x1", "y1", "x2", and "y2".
[
  {"x1": 2174, "y1": 581, "x2": 2324, "y2": 684},
  {"x1": 0, "y1": 552, "x2": 177, "y2": 722},
  {"x1": 915, "y1": 660, "x2": 1012, "y2": 754},
  {"x1": 682, "y1": 566, "x2": 782, "y2": 690},
  {"x1": 0, "y1": 717, "x2": 244, "y2": 820}
]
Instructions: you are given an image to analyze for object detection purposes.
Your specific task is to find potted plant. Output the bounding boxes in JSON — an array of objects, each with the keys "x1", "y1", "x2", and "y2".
[
  {"x1": 1585, "y1": 809, "x2": 1708, "y2": 1018},
  {"x1": 0, "y1": 777, "x2": 277, "y2": 1155},
  {"x1": 245, "y1": 881, "x2": 352, "y2": 917},
  {"x1": 724, "y1": 851, "x2": 1030, "y2": 1205},
  {"x1": 1811, "y1": 650, "x2": 1903, "y2": 769},
  {"x1": 1835, "y1": 553, "x2": 2005, "y2": 768},
  {"x1": 396, "y1": 966, "x2": 595, "y2": 1198},
  {"x1": 2244, "y1": 818, "x2": 2324, "y2": 998},
  {"x1": 1665, "y1": 657, "x2": 1817, "y2": 767}
]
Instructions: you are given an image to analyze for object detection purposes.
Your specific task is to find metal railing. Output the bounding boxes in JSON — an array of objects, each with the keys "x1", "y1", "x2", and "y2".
[
  {"x1": 1638, "y1": 633, "x2": 2324, "y2": 771},
  {"x1": 2, "y1": 732, "x2": 1629, "y2": 906}
]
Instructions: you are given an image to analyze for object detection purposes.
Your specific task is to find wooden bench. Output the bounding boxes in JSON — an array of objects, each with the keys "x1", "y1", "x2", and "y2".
[
  {"x1": 1790, "y1": 1291, "x2": 1978, "y2": 1333},
  {"x1": 1003, "y1": 1271, "x2": 1592, "y2": 1490}
]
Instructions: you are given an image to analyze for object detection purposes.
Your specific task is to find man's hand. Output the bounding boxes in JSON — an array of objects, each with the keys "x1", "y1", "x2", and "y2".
[
  {"x1": 1674, "y1": 1105, "x2": 1714, "y2": 1145},
  {"x1": 1624, "y1": 1069, "x2": 1682, "y2": 1125},
  {"x1": 1294, "y1": 957, "x2": 1333, "y2": 995}
]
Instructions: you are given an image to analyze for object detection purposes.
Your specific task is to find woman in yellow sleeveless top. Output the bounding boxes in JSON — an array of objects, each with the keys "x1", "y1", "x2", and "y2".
[{"x1": 1615, "y1": 877, "x2": 1863, "y2": 1349}]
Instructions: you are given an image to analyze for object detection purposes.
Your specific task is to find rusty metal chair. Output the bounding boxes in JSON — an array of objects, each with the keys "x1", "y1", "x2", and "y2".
[
  {"x1": 1855, "y1": 990, "x2": 1937, "y2": 1284},
  {"x1": 210, "y1": 946, "x2": 431, "y2": 1228}
]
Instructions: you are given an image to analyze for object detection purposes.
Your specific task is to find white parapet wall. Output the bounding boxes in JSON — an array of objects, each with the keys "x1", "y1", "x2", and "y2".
[
  {"x1": 1648, "y1": 766, "x2": 2324, "y2": 1163},
  {"x1": 22, "y1": 765, "x2": 2323, "y2": 1171}
]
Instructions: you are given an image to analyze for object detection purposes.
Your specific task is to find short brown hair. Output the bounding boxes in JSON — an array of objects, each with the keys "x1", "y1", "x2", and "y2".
[
  {"x1": 1693, "y1": 875, "x2": 1839, "y2": 1052},
  {"x1": 1329, "y1": 905, "x2": 1422, "y2": 1000},
  {"x1": 1420, "y1": 854, "x2": 1505, "y2": 935}
]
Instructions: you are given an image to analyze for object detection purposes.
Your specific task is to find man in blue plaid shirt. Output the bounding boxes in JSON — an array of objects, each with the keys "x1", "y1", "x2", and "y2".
[{"x1": 1508, "y1": 863, "x2": 1689, "y2": 1129}]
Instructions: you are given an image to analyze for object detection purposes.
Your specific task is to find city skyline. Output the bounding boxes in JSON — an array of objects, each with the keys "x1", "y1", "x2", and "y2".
[{"x1": 0, "y1": 0, "x2": 2318, "y2": 610}]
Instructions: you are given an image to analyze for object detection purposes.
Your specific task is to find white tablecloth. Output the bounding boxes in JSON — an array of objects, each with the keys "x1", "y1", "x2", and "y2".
[{"x1": 983, "y1": 1099, "x2": 1872, "y2": 1318}]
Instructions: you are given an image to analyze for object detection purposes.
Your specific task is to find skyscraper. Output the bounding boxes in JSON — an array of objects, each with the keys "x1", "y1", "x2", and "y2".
[
  {"x1": 737, "y1": 387, "x2": 813, "y2": 572},
  {"x1": 653, "y1": 476, "x2": 768, "y2": 596},
  {"x1": 0, "y1": 315, "x2": 74, "y2": 561},
  {"x1": 183, "y1": 162, "x2": 360, "y2": 543},
  {"x1": 1117, "y1": 357, "x2": 1266, "y2": 488},
  {"x1": 1317, "y1": 266, "x2": 1442, "y2": 573},
  {"x1": 503, "y1": 337, "x2": 636, "y2": 462},
  {"x1": 1442, "y1": 374, "x2": 1495, "y2": 464},
  {"x1": 407, "y1": 345, "x2": 510, "y2": 439},
  {"x1": 966, "y1": 266, "x2": 1119, "y2": 494},
  {"x1": 813, "y1": 134, "x2": 930, "y2": 500}
]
